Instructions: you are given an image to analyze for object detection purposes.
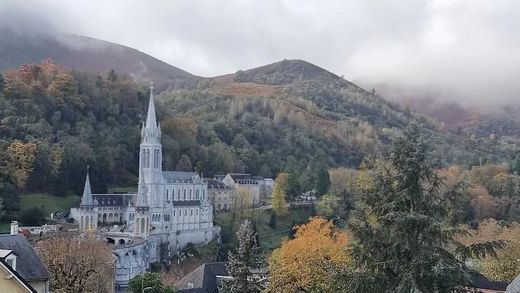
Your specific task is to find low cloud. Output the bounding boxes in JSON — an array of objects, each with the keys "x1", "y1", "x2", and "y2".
[{"x1": 1, "y1": 0, "x2": 520, "y2": 104}]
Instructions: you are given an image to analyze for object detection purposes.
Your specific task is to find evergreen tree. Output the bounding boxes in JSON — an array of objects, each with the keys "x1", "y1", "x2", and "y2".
[
  {"x1": 128, "y1": 272, "x2": 175, "y2": 293},
  {"x1": 176, "y1": 154, "x2": 193, "y2": 171},
  {"x1": 269, "y1": 212, "x2": 277, "y2": 229},
  {"x1": 349, "y1": 124, "x2": 504, "y2": 293},
  {"x1": 222, "y1": 219, "x2": 265, "y2": 293},
  {"x1": 315, "y1": 168, "x2": 331, "y2": 197},
  {"x1": 0, "y1": 72, "x2": 5, "y2": 93},
  {"x1": 510, "y1": 151, "x2": 520, "y2": 175},
  {"x1": 286, "y1": 172, "x2": 300, "y2": 200}
]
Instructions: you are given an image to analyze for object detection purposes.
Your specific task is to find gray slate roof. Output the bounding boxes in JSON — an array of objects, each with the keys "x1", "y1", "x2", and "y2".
[
  {"x1": 72, "y1": 194, "x2": 135, "y2": 208},
  {"x1": 0, "y1": 234, "x2": 50, "y2": 281},
  {"x1": 177, "y1": 262, "x2": 228, "y2": 293},
  {"x1": 204, "y1": 179, "x2": 231, "y2": 190},
  {"x1": 164, "y1": 171, "x2": 198, "y2": 183}
]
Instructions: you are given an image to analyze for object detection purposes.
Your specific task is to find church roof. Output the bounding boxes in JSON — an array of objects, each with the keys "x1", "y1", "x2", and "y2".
[
  {"x1": 176, "y1": 262, "x2": 228, "y2": 293},
  {"x1": 204, "y1": 179, "x2": 231, "y2": 190},
  {"x1": 164, "y1": 171, "x2": 199, "y2": 183},
  {"x1": 0, "y1": 235, "x2": 50, "y2": 282},
  {"x1": 172, "y1": 200, "x2": 201, "y2": 207},
  {"x1": 72, "y1": 194, "x2": 134, "y2": 208},
  {"x1": 226, "y1": 173, "x2": 260, "y2": 185}
]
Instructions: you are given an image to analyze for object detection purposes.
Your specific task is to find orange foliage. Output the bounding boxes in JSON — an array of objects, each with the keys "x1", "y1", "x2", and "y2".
[{"x1": 268, "y1": 217, "x2": 351, "y2": 293}]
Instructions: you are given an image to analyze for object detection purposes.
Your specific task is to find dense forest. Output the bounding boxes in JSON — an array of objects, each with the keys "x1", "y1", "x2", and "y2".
[{"x1": 0, "y1": 59, "x2": 518, "y2": 222}]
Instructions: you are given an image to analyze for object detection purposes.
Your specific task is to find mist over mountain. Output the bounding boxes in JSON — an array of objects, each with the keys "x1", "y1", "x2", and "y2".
[{"x1": 0, "y1": 26, "x2": 197, "y2": 89}]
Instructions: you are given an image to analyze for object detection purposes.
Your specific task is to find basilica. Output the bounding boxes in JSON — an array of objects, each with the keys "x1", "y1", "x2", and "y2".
[{"x1": 69, "y1": 86, "x2": 220, "y2": 287}]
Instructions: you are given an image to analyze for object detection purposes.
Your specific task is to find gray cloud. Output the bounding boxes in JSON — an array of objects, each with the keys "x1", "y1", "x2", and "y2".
[{"x1": 1, "y1": 0, "x2": 520, "y2": 104}]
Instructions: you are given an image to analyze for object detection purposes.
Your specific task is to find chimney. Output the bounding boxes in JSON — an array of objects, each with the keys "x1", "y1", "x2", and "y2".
[{"x1": 10, "y1": 221, "x2": 18, "y2": 235}]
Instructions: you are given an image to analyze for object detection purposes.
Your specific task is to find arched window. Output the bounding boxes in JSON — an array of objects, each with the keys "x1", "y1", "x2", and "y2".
[{"x1": 153, "y1": 150, "x2": 159, "y2": 168}]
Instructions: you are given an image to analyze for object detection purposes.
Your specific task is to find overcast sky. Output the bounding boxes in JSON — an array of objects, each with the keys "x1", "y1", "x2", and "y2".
[{"x1": 2, "y1": 0, "x2": 520, "y2": 103}]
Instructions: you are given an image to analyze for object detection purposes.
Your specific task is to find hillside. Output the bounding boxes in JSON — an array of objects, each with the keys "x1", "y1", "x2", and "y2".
[
  {"x1": 157, "y1": 59, "x2": 512, "y2": 180},
  {"x1": 0, "y1": 34, "x2": 515, "y2": 219},
  {"x1": 0, "y1": 26, "x2": 198, "y2": 89}
]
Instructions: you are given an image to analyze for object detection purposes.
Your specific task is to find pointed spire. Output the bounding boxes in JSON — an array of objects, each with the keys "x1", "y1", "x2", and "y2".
[
  {"x1": 136, "y1": 167, "x2": 149, "y2": 207},
  {"x1": 80, "y1": 166, "x2": 93, "y2": 206},
  {"x1": 145, "y1": 82, "x2": 157, "y2": 130}
]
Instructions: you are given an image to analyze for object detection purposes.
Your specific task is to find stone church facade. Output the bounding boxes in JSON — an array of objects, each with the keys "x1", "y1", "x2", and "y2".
[{"x1": 70, "y1": 86, "x2": 220, "y2": 287}]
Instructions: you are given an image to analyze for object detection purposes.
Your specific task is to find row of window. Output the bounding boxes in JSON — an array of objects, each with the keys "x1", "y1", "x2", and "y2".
[
  {"x1": 165, "y1": 188, "x2": 205, "y2": 201},
  {"x1": 146, "y1": 209, "x2": 201, "y2": 222}
]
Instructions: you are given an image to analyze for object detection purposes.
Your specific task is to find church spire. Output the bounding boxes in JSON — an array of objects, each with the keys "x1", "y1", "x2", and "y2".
[
  {"x1": 80, "y1": 166, "x2": 93, "y2": 206},
  {"x1": 145, "y1": 82, "x2": 158, "y2": 130}
]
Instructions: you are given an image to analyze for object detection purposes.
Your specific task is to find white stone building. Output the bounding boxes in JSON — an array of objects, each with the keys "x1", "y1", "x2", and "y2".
[{"x1": 70, "y1": 86, "x2": 220, "y2": 287}]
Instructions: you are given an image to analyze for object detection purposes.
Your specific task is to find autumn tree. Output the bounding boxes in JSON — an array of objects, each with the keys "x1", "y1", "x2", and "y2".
[
  {"x1": 271, "y1": 173, "x2": 288, "y2": 217},
  {"x1": 222, "y1": 219, "x2": 265, "y2": 293},
  {"x1": 458, "y1": 219, "x2": 520, "y2": 282},
  {"x1": 268, "y1": 217, "x2": 351, "y2": 292},
  {"x1": 128, "y1": 272, "x2": 175, "y2": 293},
  {"x1": 0, "y1": 140, "x2": 37, "y2": 189},
  {"x1": 315, "y1": 194, "x2": 341, "y2": 218},
  {"x1": 234, "y1": 187, "x2": 253, "y2": 217},
  {"x1": 37, "y1": 236, "x2": 115, "y2": 293},
  {"x1": 349, "y1": 124, "x2": 503, "y2": 292}
]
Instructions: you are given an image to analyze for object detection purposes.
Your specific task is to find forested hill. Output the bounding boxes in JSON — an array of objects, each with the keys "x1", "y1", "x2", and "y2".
[{"x1": 0, "y1": 57, "x2": 513, "y2": 211}]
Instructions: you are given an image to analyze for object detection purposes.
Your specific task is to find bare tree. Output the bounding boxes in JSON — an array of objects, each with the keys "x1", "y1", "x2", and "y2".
[{"x1": 37, "y1": 235, "x2": 115, "y2": 293}]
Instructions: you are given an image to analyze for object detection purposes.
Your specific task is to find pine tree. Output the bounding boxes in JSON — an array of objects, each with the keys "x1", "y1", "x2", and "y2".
[
  {"x1": 286, "y1": 172, "x2": 300, "y2": 200},
  {"x1": 269, "y1": 212, "x2": 277, "y2": 229},
  {"x1": 349, "y1": 124, "x2": 505, "y2": 293},
  {"x1": 315, "y1": 168, "x2": 331, "y2": 197},
  {"x1": 0, "y1": 73, "x2": 5, "y2": 93},
  {"x1": 222, "y1": 219, "x2": 264, "y2": 293}
]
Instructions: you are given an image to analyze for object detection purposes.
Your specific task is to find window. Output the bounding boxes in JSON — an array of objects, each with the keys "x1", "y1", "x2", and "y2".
[
  {"x1": 153, "y1": 149, "x2": 159, "y2": 168},
  {"x1": 173, "y1": 210, "x2": 175, "y2": 216},
  {"x1": 164, "y1": 214, "x2": 170, "y2": 221},
  {"x1": 166, "y1": 189, "x2": 169, "y2": 200},
  {"x1": 184, "y1": 209, "x2": 187, "y2": 216},
  {"x1": 190, "y1": 189, "x2": 192, "y2": 200},
  {"x1": 196, "y1": 190, "x2": 199, "y2": 199},
  {"x1": 190, "y1": 209, "x2": 193, "y2": 216},
  {"x1": 183, "y1": 190, "x2": 186, "y2": 200}
]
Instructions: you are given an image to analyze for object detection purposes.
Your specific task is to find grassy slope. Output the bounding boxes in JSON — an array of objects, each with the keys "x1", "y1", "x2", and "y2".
[
  {"x1": 20, "y1": 193, "x2": 80, "y2": 217},
  {"x1": 215, "y1": 205, "x2": 315, "y2": 253}
]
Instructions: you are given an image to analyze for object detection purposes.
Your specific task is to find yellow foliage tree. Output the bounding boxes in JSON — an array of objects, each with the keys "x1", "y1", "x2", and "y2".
[
  {"x1": 271, "y1": 173, "x2": 288, "y2": 217},
  {"x1": 458, "y1": 219, "x2": 520, "y2": 282},
  {"x1": 268, "y1": 217, "x2": 351, "y2": 292},
  {"x1": 328, "y1": 167, "x2": 358, "y2": 196},
  {"x1": 1, "y1": 140, "x2": 37, "y2": 189}
]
